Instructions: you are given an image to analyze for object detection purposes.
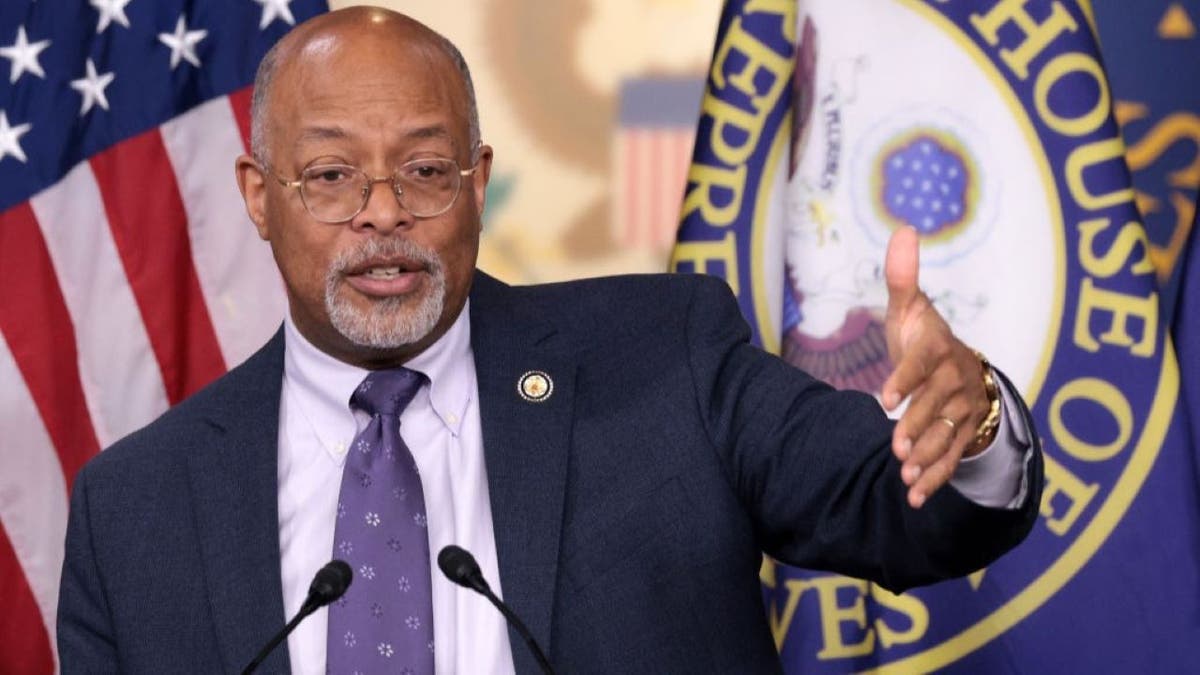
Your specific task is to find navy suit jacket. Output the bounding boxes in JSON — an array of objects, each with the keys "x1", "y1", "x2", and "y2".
[{"x1": 58, "y1": 271, "x2": 1042, "y2": 674}]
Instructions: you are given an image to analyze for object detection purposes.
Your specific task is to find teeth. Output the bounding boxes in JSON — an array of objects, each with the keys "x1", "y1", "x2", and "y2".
[{"x1": 365, "y1": 266, "x2": 402, "y2": 278}]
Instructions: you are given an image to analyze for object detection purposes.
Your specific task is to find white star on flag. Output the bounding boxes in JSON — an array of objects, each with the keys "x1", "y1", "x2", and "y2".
[
  {"x1": 90, "y1": 0, "x2": 133, "y2": 34},
  {"x1": 0, "y1": 26, "x2": 51, "y2": 84},
  {"x1": 70, "y1": 58, "x2": 116, "y2": 115},
  {"x1": 158, "y1": 15, "x2": 207, "y2": 70},
  {"x1": 254, "y1": 0, "x2": 296, "y2": 30},
  {"x1": 0, "y1": 111, "x2": 32, "y2": 163}
]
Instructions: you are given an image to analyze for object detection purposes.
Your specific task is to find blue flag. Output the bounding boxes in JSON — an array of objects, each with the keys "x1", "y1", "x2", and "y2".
[
  {"x1": 1173, "y1": 209, "x2": 1200, "y2": 505},
  {"x1": 1091, "y1": 0, "x2": 1200, "y2": 317},
  {"x1": 674, "y1": 0, "x2": 1200, "y2": 670}
]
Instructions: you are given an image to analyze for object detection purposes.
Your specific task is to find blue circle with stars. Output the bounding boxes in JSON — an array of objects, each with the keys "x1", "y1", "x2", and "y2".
[{"x1": 876, "y1": 132, "x2": 974, "y2": 238}]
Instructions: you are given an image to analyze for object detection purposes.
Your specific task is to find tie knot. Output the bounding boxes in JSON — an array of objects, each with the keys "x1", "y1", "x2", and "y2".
[{"x1": 351, "y1": 368, "x2": 423, "y2": 417}]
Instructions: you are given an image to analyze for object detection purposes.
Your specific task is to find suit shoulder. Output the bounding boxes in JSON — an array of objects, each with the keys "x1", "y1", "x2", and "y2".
[
  {"x1": 494, "y1": 273, "x2": 745, "y2": 354},
  {"x1": 518, "y1": 272, "x2": 734, "y2": 315}
]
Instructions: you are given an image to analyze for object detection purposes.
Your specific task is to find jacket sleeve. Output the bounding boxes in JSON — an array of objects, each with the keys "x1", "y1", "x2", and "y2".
[{"x1": 681, "y1": 274, "x2": 1044, "y2": 592}]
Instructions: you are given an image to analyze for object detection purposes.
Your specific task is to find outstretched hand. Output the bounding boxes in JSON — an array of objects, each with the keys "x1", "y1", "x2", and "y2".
[{"x1": 880, "y1": 227, "x2": 994, "y2": 509}]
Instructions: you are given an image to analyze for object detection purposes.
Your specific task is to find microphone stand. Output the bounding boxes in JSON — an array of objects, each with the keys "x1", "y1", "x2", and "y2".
[
  {"x1": 241, "y1": 601, "x2": 320, "y2": 675},
  {"x1": 241, "y1": 560, "x2": 352, "y2": 675}
]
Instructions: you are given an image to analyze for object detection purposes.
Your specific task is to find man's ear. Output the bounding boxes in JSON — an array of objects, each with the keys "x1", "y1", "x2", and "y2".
[
  {"x1": 235, "y1": 154, "x2": 270, "y2": 240},
  {"x1": 471, "y1": 144, "x2": 494, "y2": 222}
]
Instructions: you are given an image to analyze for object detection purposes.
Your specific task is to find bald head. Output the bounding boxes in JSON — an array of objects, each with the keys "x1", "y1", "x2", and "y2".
[{"x1": 249, "y1": 7, "x2": 480, "y2": 164}]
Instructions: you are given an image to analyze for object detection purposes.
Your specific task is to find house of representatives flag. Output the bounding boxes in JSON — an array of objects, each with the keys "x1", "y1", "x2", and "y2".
[
  {"x1": 0, "y1": 1, "x2": 326, "y2": 671},
  {"x1": 673, "y1": 0, "x2": 1200, "y2": 671}
]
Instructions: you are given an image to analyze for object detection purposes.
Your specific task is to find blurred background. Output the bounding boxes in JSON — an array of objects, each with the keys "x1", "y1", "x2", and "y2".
[
  {"x1": 327, "y1": 0, "x2": 1200, "y2": 312},
  {"x1": 331, "y1": 0, "x2": 722, "y2": 283}
]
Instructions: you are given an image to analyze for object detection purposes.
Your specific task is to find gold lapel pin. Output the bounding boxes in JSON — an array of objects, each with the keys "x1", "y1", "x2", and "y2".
[{"x1": 517, "y1": 370, "x2": 553, "y2": 403}]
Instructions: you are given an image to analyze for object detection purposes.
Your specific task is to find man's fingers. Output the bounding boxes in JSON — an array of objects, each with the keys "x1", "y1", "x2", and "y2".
[
  {"x1": 884, "y1": 226, "x2": 921, "y2": 318},
  {"x1": 900, "y1": 416, "x2": 966, "y2": 508},
  {"x1": 899, "y1": 404, "x2": 958, "y2": 483},
  {"x1": 881, "y1": 329, "x2": 947, "y2": 410},
  {"x1": 882, "y1": 354, "x2": 924, "y2": 412},
  {"x1": 891, "y1": 361, "x2": 962, "y2": 450},
  {"x1": 908, "y1": 441, "x2": 965, "y2": 508}
]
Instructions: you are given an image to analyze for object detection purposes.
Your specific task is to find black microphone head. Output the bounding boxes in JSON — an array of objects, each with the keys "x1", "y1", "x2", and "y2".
[
  {"x1": 438, "y1": 545, "x2": 486, "y2": 592},
  {"x1": 308, "y1": 560, "x2": 353, "y2": 607}
]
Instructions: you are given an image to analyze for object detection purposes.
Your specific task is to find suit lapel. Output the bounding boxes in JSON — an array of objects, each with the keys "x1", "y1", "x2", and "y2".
[
  {"x1": 186, "y1": 330, "x2": 292, "y2": 674},
  {"x1": 470, "y1": 272, "x2": 574, "y2": 672},
  {"x1": 180, "y1": 278, "x2": 575, "y2": 673}
]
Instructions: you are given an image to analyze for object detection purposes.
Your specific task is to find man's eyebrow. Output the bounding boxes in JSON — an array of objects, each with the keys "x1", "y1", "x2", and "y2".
[
  {"x1": 295, "y1": 125, "x2": 350, "y2": 144},
  {"x1": 405, "y1": 125, "x2": 452, "y2": 141},
  {"x1": 294, "y1": 124, "x2": 453, "y2": 144}
]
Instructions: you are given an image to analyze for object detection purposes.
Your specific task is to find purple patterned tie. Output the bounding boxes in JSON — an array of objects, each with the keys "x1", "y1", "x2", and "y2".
[{"x1": 327, "y1": 368, "x2": 434, "y2": 674}]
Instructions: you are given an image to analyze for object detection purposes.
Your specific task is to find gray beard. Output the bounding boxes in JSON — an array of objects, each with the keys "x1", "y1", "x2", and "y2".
[{"x1": 325, "y1": 238, "x2": 447, "y2": 349}]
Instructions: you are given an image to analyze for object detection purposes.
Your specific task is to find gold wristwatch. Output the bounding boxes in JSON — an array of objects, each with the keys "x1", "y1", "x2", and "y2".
[{"x1": 971, "y1": 350, "x2": 1001, "y2": 451}]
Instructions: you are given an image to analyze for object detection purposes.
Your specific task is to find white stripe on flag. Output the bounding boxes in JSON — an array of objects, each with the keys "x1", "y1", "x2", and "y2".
[
  {"x1": 0, "y1": 333, "x2": 67, "y2": 668},
  {"x1": 161, "y1": 97, "x2": 287, "y2": 369},
  {"x1": 657, "y1": 132, "x2": 673, "y2": 249},
  {"x1": 30, "y1": 164, "x2": 170, "y2": 446},
  {"x1": 635, "y1": 129, "x2": 653, "y2": 248},
  {"x1": 663, "y1": 132, "x2": 678, "y2": 248}
]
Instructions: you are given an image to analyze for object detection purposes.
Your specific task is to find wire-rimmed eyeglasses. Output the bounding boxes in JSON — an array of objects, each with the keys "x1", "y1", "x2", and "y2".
[{"x1": 261, "y1": 156, "x2": 479, "y2": 223}]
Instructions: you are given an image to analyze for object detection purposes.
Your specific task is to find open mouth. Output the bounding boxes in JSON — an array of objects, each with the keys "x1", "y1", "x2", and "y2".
[
  {"x1": 343, "y1": 259, "x2": 427, "y2": 297},
  {"x1": 361, "y1": 265, "x2": 407, "y2": 279},
  {"x1": 348, "y1": 255, "x2": 424, "y2": 275}
]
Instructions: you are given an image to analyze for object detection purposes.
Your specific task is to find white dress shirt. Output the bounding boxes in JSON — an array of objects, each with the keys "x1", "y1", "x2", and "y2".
[
  {"x1": 953, "y1": 382, "x2": 1032, "y2": 508},
  {"x1": 277, "y1": 302, "x2": 516, "y2": 675},
  {"x1": 275, "y1": 299, "x2": 1030, "y2": 674}
]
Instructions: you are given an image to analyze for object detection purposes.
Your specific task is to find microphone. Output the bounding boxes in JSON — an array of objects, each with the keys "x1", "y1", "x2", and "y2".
[
  {"x1": 438, "y1": 545, "x2": 556, "y2": 675},
  {"x1": 241, "y1": 560, "x2": 353, "y2": 675}
]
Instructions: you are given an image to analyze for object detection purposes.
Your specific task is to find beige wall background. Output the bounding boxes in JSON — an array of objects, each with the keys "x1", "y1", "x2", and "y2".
[{"x1": 330, "y1": 0, "x2": 722, "y2": 284}]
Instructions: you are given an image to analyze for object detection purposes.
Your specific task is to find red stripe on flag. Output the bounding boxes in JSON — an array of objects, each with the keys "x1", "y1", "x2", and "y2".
[
  {"x1": 619, "y1": 134, "x2": 631, "y2": 246},
  {"x1": 0, "y1": 523, "x2": 53, "y2": 674},
  {"x1": 625, "y1": 131, "x2": 641, "y2": 247},
  {"x1": 228, "y1": 86, "x2": 254, "y2": 153},
  {"x1": 616, "y1": 135, "x2": 629, "y2": 246},
  {"x1": 90, "y1": 131, "x2": 228, "y2": 404},
  {"x1": 0, "y1": 203, "x2": 101, "y2": 488},
  {"x1": 670, "y1": 132, "x2": 691, "y2": 246}
]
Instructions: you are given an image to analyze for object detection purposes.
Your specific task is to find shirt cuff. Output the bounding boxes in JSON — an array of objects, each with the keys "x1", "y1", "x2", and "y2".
[{"x1": 948, "y1": 371, "x2": 1033, "y2": 509}]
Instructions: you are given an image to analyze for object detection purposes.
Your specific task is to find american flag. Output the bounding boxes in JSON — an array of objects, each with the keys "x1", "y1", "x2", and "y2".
[
  {"x1": 613, "y1": 77, "x2": 703, "y2": 251},
  {"x1": 0, "y1": 1, "x2": 326, "y2": 670}
]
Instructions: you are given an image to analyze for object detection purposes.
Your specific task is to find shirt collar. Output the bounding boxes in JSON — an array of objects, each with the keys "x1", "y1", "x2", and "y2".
[
  {"x1": 283, "y1": 316, "x2": 368, "y2": 458},
  {"x1": 283, "y1": 301, "x2": 474, "y2": 440},
  {"x1": 403, "y1": 300, "x2": 473, "y2": 435}
]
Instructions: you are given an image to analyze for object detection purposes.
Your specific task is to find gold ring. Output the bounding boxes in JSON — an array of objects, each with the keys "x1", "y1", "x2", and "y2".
[{"x1": 937, "y1": 416, "x2": 957, "y2": 431}]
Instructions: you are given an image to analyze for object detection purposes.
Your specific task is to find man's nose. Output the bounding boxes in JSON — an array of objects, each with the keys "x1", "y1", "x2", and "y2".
[{"x1": 352, "y1": 176, "x2": 412, "y2": 233}]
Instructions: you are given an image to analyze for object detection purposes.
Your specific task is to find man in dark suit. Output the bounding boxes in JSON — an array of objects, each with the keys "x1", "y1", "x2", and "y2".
[{"x1": 57, "y1": 7, "x2": 1041, "y2": 674}]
